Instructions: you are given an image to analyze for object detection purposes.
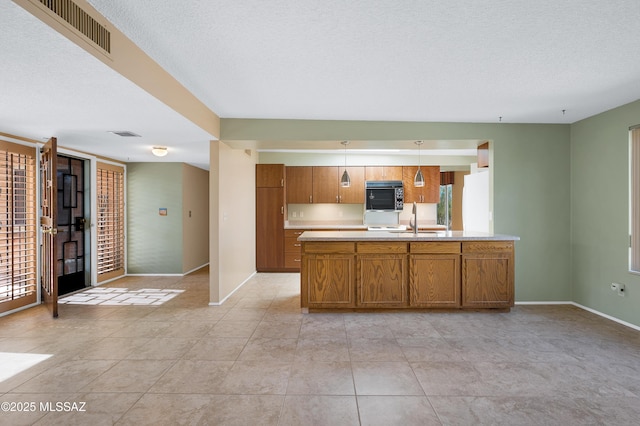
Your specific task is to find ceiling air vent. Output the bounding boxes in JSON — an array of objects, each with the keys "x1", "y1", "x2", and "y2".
[
  {"x1": 37, "y1": 0, "x2": 111, "y2": 54},
  {"x1": 109, "y1": 131, "x2": 141, "y2": 137}
]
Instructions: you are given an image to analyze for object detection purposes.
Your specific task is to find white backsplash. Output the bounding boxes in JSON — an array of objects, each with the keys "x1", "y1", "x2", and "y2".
[{"x1": 287, "y1": 203, "x2": 437, "y2": 224}]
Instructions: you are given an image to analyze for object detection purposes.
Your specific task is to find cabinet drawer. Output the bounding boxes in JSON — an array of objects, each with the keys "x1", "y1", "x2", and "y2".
[
  {"x1": 285, "y1": 229, "x2": 305, "y2": 238},
  {"x1": 303, "y1": 242, "x2": 355, "y2": 254},
  {"x1": 410, "y1": 242, "x2": 461, "y2": 254},
  {"x1": 462, "y1": 241, "x2": 513, "y2": 253},
  {"x1": 284, "y1": 252, "x2": 302, "y2": 269},
  {"x1": 285, "y1": 237, "x2": 303, "y2": 253},
  {"x1": 357, "y1": 242, "x2": 407, "y2": 254}
]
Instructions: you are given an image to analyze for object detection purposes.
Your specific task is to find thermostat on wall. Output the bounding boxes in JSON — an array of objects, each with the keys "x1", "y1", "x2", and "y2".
[{"x1": 159, "y1": 208, "x2": 167, "y2": 216}]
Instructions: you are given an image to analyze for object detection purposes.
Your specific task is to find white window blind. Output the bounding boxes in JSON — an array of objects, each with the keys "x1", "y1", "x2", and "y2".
[
  {"x1": 96, "y1": 162, "x2": 125, "y2": 282},
  {"x1": 0, "y1": 141, "x2": 37, "y2": 314}
]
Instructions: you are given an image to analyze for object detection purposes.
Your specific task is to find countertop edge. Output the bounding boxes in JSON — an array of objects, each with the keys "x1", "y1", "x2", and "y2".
[{"x1": 298, "y1": 230, "x2": 520, "y2": 242}]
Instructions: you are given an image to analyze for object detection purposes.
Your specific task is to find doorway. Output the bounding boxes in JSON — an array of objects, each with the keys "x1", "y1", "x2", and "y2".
[{"x1": 56, "y1": 155, "x2": 89, "y2": 296}]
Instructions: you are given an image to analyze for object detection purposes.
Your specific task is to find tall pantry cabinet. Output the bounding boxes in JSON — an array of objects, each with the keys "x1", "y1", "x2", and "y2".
[{"x1": 256, "y1": 164, "x2": 286, "y2": 271}]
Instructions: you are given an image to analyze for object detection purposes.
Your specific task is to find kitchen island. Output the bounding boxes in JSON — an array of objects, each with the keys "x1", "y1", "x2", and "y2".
[{"x1": 299, "y1": 230, "x2": 519, "y2": 311}]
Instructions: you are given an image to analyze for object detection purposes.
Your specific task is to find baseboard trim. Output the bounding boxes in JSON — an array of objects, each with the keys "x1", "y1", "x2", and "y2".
[
  {"x1": 570, "y1": 302, "x2": 640, "y2": 332},
  {"x1": 126, "y1": 274, "x2": 183, "y2": 277},
  {"x1": 515, "y1": 301, "x2": 640, "y2": 331},
  {"x1": 208, "y1": 271, "x2": 257, "y2": 306},
  {"x1": 183, "y1": 263, "x2": 209, "y2": 275}
]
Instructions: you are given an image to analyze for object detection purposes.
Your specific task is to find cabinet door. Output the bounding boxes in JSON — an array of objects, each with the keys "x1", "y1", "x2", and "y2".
[
  {"x1": 461, "y1": 249, "x2": 514, "y2": 308},
  {"x1": 403, "y1": 166, "x2": 440, "y2": 203},
  {"x1": 303, "y1": 254, "x2": 355, "y2": 308},
  {"x1": 365, "y1": 166, "x2": 403, "y2": 181},
  {"x1": 338, "y1": 166, "x2": 364, "y2": 203},
  {"x1": 256, "y1": 164, "x2": 285, "y2": 188},
  {"x1": 286, "y1": 166, "x2": 313, "y2": 204},
  {"x1": 312, "y1": 166, "x2": 339, "y2": 203},
  {"x1": 256, "y1": 187, "x2": 284, "y2": 271},
  {"x1": 357, "y1": 254, "x2": 408, "y2": 307},
  {"x1": 410, "y1": 254, "x2": 460, "y2": 308}
]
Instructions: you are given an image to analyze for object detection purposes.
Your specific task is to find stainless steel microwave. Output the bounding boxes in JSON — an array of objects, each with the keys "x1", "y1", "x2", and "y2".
[{"x1": 365, "y1": 180, "x2": 404, "y2": 211}]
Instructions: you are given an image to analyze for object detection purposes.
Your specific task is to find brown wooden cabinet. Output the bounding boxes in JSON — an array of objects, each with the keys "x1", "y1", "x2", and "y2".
[
  {"x1": 403, "y1": 166, "x2": 440, "y2": 203},
  {"x1": 256, "y1": 164, "x2": 285, "y2": 188},
  {"x1": 300, "y1": 237, "x2": 515, "y2": 311},
  {"x1": 301, "y1": 242, "x2": 355, "y2": 308},
  {"x1": 365, "y1": 166, "x2": 403, "y2": 181},
  {"x1": 286, "y1": 166, "x2": 313, "y2": 204},
  {"x1": 310, "y1": 166, "x2": 365, "y2": 204},
  {"x1": 356, "y1": 242, "x2": 407, "y2": 308},
  {"x1": 284, "y1": 229, "x2": 304, "y2": 270},
  {"x1": 461, "y1": 241, "x2": 514, "y2": 308},
  {"x1": 409, "y1": 242, "x2": 461, "y2": 308},
  {"x1": 256, "y1": 164, "x2": 285, "y2": 271},
  {"x1": 338, "y1": 166, "x2": 365, "y2": 203}
]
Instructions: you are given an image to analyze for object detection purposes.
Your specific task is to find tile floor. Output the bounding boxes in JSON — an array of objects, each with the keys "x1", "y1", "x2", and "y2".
[{"x1": 1, "y1": 268, "x2": 640, "y2": 425}]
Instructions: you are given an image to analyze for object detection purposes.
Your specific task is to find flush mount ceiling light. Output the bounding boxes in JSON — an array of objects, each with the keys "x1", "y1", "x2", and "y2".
[
  {"x1": 151, "y1": 146, "x2": 168, "y2": 157},
  {"x1": 108, "y1": 130, "x2": 141, "y2": 137},
  {"x1": 340, "y1": 141, "x2": 351, "y2": 187},
  {"x1": 414, "y1": 140, "x2": 425, "y2": 187}
]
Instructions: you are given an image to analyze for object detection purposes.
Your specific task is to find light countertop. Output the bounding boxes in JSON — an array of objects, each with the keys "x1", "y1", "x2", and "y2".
[{"x1": 298, "y1": 230, "x2": 520, "y2": 242}]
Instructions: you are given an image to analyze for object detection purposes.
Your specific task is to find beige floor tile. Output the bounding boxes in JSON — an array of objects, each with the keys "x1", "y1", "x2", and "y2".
[
  {"x1": 72, "y1": 337, "x2": 153, "y2": 360},
  {"x1": 286, "y1": 361, "x2": 355, "y2": 395},
  {"x1": 295, "y1": 337, "x2": 350, "y2": 362},
  {"x1": 82, "y1": 359, "x2": 174, "y2": 393},
  {"x1": 352, "y1": 361, "x2": 424, "y2": 396},
  {"x1": 357, "y1": 395, "x2": 441, "y2": 426},
  {"x1": 115, "y1": 393, "x2": 214, "y2": 425},
  {"x1": 279, "y1": 395, "x2": 360, "y2": 426},
  {"x1": 182, "y1": 337, "x2": 248, "y2": 361},
  {"x1": 348, "y1": 337, "x2": 406, "y2": 362},
  {"x1": 218, "y1": 361, "x2": 291, "y2": 395},
  {"x1": 149, "y1": 359, "x2": 234, "y2": 393},
  {"x1": 237, "y1": 337, "x2": 298, "y2": 362},
  {"x1": 124, "y1": 337, "x2": 198, "y2": 360},
  {"x1": 13, "y1": 359, "x2": 118, "y2": 393},
  {"x1": 207, "y1": 320, "x2": 260, "y2": 338}
]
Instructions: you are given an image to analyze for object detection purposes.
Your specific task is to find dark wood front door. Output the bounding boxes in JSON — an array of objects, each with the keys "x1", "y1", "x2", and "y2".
[
  {"x1": 56, "y1": 155, "x2": 87, "y2": 296},
  {"x1": 40, "y1": 137, "x2": 58, "y2": 318}
]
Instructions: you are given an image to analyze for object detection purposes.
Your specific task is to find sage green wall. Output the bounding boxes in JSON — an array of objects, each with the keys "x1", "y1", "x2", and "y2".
[
  {"x1": 127, "y1": 163, "x2": 183, "y2": 274},
  {"x1": 570, "y1": 99, "x2": 640, "y2": 326},
  {"x1": 222, "y1": 119, "x2": 572, "y2": 301}
]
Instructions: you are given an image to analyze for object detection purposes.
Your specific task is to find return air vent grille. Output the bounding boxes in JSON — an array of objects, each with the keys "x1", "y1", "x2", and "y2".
[{"x1": 37, "y1": 0, "x2": 111, "y2": 54}]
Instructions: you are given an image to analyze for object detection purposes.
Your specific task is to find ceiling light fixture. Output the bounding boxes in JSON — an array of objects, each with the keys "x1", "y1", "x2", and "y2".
[
  {"x1": 340, "y1": 141, "x2": 351, "y2": 187},
  {"x1": 414, "y1": 140, "x2": 425, "y2": 187},
  {"x1": 152, "y1": 146, "x2": 168, "y2": 157}
]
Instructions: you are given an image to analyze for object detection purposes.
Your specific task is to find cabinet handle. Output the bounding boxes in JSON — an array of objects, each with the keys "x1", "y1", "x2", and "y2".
[
  {"x1": 339, "y1": 195, "x2": 342, "y2": 203},
  {"x1": 336, "y1": 195, "x2": 339, "y2": 202},
  {"x1": 294, "y1": 243, "x2": 301, "y2": 247},
  {"x1": 294, "y1": 259, "x2": 301, "y2": 262},
  {"x1": 281, "y1": 206, "x2": 284, "y2": 215},
  {"x1": 309, "y1": 195, "x2": 312, "y2": 203},
  {"x1": 281, "y1": 179, "x2": 284, "y2": 187}
]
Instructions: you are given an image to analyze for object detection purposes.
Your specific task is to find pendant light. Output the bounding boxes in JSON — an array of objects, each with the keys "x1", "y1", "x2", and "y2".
[
  {"x1": 414, "y1": 140, "x2": 425, "y2": 187},
  {"x1": 340, "y1": 141, "x2": 351, "y2": 187}
]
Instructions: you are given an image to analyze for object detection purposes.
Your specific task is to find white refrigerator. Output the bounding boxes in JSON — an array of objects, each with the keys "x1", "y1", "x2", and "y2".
[{"x1": 462, "y1": 170, "x2": 490, "y2": 233}]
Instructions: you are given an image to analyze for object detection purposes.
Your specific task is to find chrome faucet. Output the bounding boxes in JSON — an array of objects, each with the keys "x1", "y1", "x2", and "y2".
[{"x1": 410, "y1": 202, "x2": 418, "y2": 234}]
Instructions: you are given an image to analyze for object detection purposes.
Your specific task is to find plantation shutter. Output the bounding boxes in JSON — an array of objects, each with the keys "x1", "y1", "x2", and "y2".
[
  {"x1": 0, "y1": 141, "x2": 37, "y2": 313},
  {"x1": 96, "y1": 162, "x2": 125, "y2": 282}
]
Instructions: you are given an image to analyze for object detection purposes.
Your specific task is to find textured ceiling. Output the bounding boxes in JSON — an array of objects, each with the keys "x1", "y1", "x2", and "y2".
[
  {"x1": 87, "y1": 0, "x2": 640, "y2": 123},
  {"x1": 2, "y1": 1, "x2": 640, "y2": 166}
]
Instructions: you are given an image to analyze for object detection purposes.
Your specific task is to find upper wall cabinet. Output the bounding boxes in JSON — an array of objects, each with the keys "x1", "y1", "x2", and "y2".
[
  {"x1": 256, "y1": 164, "x2": 285, "y2": 188},
  {"x1": 365, "y1": 166, "x2": 403, "y2": 181},
  {"x1": 312, "y1": 166, "x2": 365, "y2": 204},
  {"x1": 403, "y1": 166, "x2": 440, "y2": 203},
  {"x1": 286, "y1": 166, "x2": 313, "y2": 203}
]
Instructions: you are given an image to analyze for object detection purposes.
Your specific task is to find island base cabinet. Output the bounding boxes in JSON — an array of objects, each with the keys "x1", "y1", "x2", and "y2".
[
  {"x1": 357, "y1": 255, "x2": 408, "y2": 307},
  {"x1": 302, "y1": 254, "x2": 355, "y2": 308},
  {"x1": 409, "y1": 255, "x2": 460, "y2": 308},
  {"x1": 461, "y1": 248, "x2": 514, "y2": 308}
]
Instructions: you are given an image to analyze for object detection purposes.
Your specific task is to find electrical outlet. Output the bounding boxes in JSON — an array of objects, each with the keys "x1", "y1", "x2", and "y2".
[
  {"x1": 299, "y1": 211, "x2": 304, "y2": 218},
  {"x1": 292, "y1": 211, "x2": 297, "y2": 218},
  {"x1": 611, "y1": 282, "x2": 626, "y2": 297}
]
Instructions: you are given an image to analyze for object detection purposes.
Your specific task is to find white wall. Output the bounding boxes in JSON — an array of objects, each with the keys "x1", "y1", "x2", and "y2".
[{"x1": 209, "y1": 141, "x2": 256, "y2": 304}]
